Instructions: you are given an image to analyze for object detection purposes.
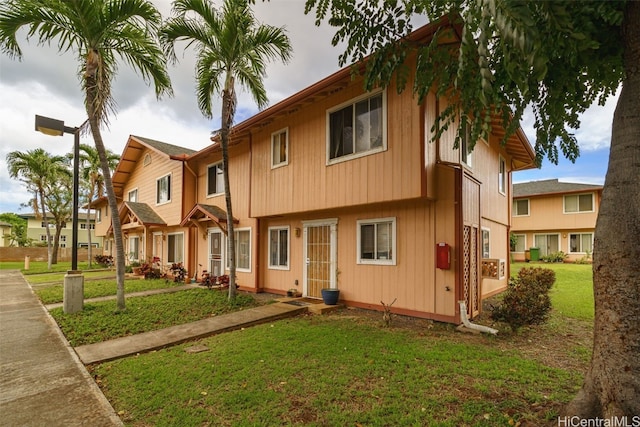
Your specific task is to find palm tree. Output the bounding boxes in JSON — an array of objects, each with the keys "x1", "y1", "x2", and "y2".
[
  {"x1": 77, "y1": 143, "x2": 119, "y2": 267},
  {"x1": 160, "y1": 0, "x2": 292, "y2": 299},
  {"x1": 7, "y1": 148, "x2": 70, "y2": 270},
  {"x1": 0, "y1": 0, "x2": 172, "y2": 311}
]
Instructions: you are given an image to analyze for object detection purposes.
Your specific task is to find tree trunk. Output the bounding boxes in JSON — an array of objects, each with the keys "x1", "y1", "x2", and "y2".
[
  {"x1": 87, "y1": 194, "x2": 93, "y2": 267},
  {"x1": 39, "y1": 190, "x2": 53, "y2": 271},
  {"x1": 85, "y1": 79, "x2": 126, "y2": 311},
  {"x1": 222, "y1": 77, "x2": 237, "y2": 301},
  {"x1": 564, "y1": 0, "x2": 640, "y2": 418},
  {"x1": 51, "y1": 224, "x2": 62, "y2": 264}
]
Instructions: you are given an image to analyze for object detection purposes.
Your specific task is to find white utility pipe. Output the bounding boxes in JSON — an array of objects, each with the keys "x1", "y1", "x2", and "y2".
[{"x1": 458, "y1": 301, "x2": 498, "y2": 335}]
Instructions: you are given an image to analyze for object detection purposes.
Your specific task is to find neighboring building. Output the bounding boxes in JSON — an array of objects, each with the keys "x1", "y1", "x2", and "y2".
[
  {"x1": 18, "y1": 212, "x2": 103, "y2": 249},
  {"x1": 92, "y1": 135, "x2": 196, "y2": 263},
  {"x1": 0, "y1": 221, "x2": 12, "y2": 247},
  {"x1": 511, "y1": 179, "x2": 603, "y2": 262},
  {"x1": 94, "y1": 16, "x2": 536, "y2": 323}
]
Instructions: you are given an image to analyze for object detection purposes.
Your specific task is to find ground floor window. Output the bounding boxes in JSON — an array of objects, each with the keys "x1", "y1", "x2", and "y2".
[
  {"x1": 167, "y1": 233, "x2": 184, "y2": 263},
  {"x1": 513, "y1": 234, "x2": 526, "y2": 252},
  {"x1": 357, "y1": 217, "x2": 396, "y2": 265},
  {"x1": 534, "y1": 234, "x2": 559, "y2": 257},
  {"x1": 569, "y1": 233, "x2": 593, "y2": 254},
  {"x1": 228, "y1": 229, "x2": 251, "y2": 271},
  {"x1": 268, "y1": 227, "x2": 289, "y2": 269},
  {"x1": 481, "y1": 228, "x2": 490, "y2": 258},
  {"x1": 129, "y1": 236, "x2": 140, "y2": 261}
]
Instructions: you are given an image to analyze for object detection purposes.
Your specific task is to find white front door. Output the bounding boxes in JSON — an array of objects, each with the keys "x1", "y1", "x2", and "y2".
[
  {"x1": 208, "y1": 230, "x2": 224, "y2": 277},
  {"x1": 303, "y1": 219, "x2": 337, "y2": 298}
]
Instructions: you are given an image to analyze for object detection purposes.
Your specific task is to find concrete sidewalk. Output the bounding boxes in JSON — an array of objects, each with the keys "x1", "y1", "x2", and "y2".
[
  {"x1": 0, "y1": 270, "x2": 123, "y2": 426},
  {"x1": 75, "y1": 301, "x2": 308, "y2": 364}
]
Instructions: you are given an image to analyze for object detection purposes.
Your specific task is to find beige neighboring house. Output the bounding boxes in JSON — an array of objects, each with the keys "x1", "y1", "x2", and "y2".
[
  {"x1": 0, "y1": 221, "x2": 12, "y2": 247},
  {"x1": 19, "y1": 212, "x2": 103, "y2": 249},
  {"x1": 511, "y1": 179, "x2": 603, "y2": 262}
]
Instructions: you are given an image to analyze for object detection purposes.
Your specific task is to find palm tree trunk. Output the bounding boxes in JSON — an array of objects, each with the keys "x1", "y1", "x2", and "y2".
[
  {"x1": 222, "y1": 79, "x2": 237, "y2": 300},
  {"x1": 85, "y1": 81, "x2": 126, "y2": 311},
  {"x1": 40, "y1": 189, "x2": 53, "y2": 270},
  {"x1": 87, "y1": 193, "x2": 93, "y2": 267},
  {"x1": 564, "y1": 0, "x2": 640, "y2": 417}
]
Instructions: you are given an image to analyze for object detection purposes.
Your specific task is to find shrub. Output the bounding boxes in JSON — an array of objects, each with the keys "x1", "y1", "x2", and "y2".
[
  {"x1": 94, "y1": 254, "x2": 113, "y2": 268},
  {"x1": 490, "y1": 267, "x2": 556, "y2": 332},
  {"x1": 540, "y1": 251, "x2": 567, "y2": 263}
]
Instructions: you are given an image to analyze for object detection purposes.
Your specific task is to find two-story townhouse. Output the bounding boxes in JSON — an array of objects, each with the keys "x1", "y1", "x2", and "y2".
[
  {"x1": 511, "y1": 179, "x2": 603, "y2": 262},
  {"x1": 180, "y1": 16, "x2": 536, "y2": 323},
  {"x1": 92, "y1": 136, "x2": 197, "y2": 272},
  {"x1": 19, "y1": 212, "x2": 102, "y2": 248}
]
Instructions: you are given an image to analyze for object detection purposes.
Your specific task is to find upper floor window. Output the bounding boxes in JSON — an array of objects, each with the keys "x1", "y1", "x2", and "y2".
[
  {"x1": 156, "y1": 174, "x2": 171, "y2": 204},
  {"x1": 96, "y1": 208, "x2": 102, "y2": 223},
  {"x1": 207, "y1": 163, "x2": 224, "y2": 196},
  {"x1": 357, "y1": 217, "x2": 396, "y2": 265},
  {"x1": 498, "y1": 156, "x2": 506, "y2": 194},
  {"x1": 80, "y1": 223, "x2": 94, "y2": 230},
  {"x1": 564, "y1": 193, "x2": 594, "y2": 213},
  {"x1": 271, "y1": 128, "x2": 288, "y2": 168},
  {"x1": 327, "y1": 91, "x2": 385, "y2": 163},
  {"x1": 513, "y1": 199, "x2": 529, "y2": 216},
  {"x1": 128, "y1": 188, "x2": 138, "y2": 202}
]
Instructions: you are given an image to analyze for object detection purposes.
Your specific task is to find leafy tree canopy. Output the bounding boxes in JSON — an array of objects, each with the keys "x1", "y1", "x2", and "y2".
[{"x1": 305, "y1": 0, "x2": 625, "y2": 166}]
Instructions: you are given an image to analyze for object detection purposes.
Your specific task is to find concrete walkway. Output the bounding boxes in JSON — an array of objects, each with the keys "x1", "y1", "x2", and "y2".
[
  {"x1": 0, "y1": 269, "x2": 328, "y2": 425},
  {"x1": 0, "y1": 270, "x2": 123, "y2": 426}
]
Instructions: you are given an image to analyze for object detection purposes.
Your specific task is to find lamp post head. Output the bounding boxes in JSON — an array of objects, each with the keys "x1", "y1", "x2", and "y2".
[{"x1": 35, "y1": 115, "x2": 66, "y2": 136}]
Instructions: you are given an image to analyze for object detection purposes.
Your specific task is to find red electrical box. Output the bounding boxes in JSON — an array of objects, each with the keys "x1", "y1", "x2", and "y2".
[{"x1": 436, "y1": 242, "x2": 450, "y2": 269}]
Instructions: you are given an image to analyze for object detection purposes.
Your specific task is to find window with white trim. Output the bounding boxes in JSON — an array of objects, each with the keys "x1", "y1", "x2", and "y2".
[
  {"x1": 156, "y1": 174, "x2": 171, "y2": 204},
  {"x1": 207, "y1": 162, "x2": 224, "y2": 196},
  {"x1": 481, "y1": 228, "x2": 490, "y2": 258},
  {"x1": 569, "y1": 233, "x2": 593, "y2": 254},
  {"x1": 167, "y1": 233, "x2": 184, "y2": 263},
  {"x1": 357, "y1": 217, "x2": 396, "y2": 265},
  {"x1": 513, "y1": 199, "x2": 529, "y2": 216},
  {"x1": 271, "y1": 128, "x2": 288, "y2": 168},
  {"x1": 227, "y1": 229, "x2": 251, "y2": 271},
  {"x1": 328, "y1": 91, "x2": 385, "y2": 162},
  {"x1": 498, "y1": 156, "x2": 506, "y2": 194},
  {"x1": 564, "y1": 193, "x2": 594, "y2": 213},
  {"x1": 96, "y1": 208, "x2": 102, "y2": 223},
  {"x1": 128, "y1": 188, "x2": 138, "y2": 202},
  {"x1": 268, "y1": 226, "x2": 289, "y2": 269},
  {"x1": 513, "y1": 234, "x2": 526, "y2": 252},
  {"x1": 129, "y1": 236, "x2": 140, "y2": 261}
]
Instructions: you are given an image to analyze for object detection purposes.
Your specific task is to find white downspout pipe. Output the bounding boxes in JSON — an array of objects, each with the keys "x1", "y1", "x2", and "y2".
[{"x1": 458, "y1": 301, "x2": 498, "y2": 335}]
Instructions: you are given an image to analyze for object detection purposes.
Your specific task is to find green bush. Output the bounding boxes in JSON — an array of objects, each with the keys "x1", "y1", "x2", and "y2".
[
  {"x1": 490, "y1": 267, "x2": 556, "y2": 331},
  {"x1": 540, "y1": 251, "x2": 567, "y2": 263}
]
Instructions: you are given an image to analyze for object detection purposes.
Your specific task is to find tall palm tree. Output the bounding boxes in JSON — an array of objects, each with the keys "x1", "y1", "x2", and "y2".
[
  {"x1": 160, "y1": 0, "x2": 292, "y2": 299},
  {"x1": 7, "y1": 148, "x2": 70, "y2": 270},
  {"x1": 77, "y1": 143, "x2": 120, "y2": 267},
  {"x1": 0, "y1": 0, "x2": 172, "y2": 311}
]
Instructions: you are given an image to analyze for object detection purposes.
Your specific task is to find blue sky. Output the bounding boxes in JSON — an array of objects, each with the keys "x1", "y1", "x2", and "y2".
[{"x1": 514, "y1": 147, "x2": 609, "y2": 186}]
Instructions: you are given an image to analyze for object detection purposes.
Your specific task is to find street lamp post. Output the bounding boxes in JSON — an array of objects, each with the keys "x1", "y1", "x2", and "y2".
[{"x1": 35, "y1": 115, "x2": 84, "y2": 313}]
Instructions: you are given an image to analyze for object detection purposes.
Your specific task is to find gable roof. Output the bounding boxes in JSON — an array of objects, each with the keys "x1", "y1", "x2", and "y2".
[
  {"x1": 513, "y1": 179, "x2": 603, "y2": 198},
  {"x1": 111, "y1": 135, "x2": 196, "y2": 198},
  {"x1": 189, "y1": 14, "x2": 535, "y2": 169}
]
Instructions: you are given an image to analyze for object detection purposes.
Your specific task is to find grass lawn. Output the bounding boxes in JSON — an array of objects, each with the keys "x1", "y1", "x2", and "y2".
[
  {"x1": 51, "y1": 289, "x2": 259, "y2": 346},
  {"x1": 88, "y1": 263, "x2": 594, "y2": 426},
  {"x1": 32, "y1": 277, "x2": 187, "y2": 304},
  {"x1": 0, "y1": 260, "x2": 97, "y2": 274},
  {"x1": 511, "y1": 262, "x2": 594, "y2": 320}
]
